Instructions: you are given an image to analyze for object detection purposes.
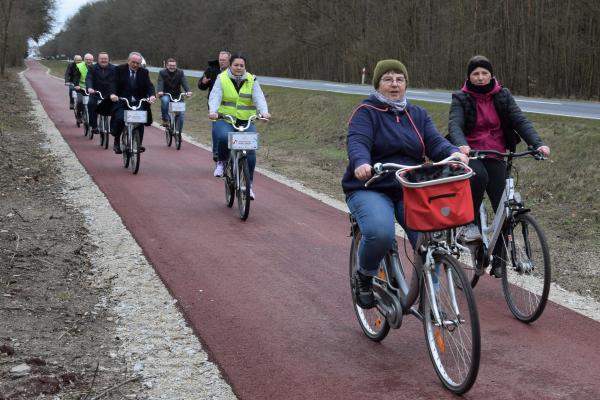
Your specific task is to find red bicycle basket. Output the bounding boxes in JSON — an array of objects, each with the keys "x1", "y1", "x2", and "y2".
[{"x1": 397, "y1": 161, "x2": 474, "y2": 232}]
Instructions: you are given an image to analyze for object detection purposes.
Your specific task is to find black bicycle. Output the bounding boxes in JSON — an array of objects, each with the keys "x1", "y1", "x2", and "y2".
[{"x1": 349, "y1": 158, "x2": 480, "y2": 394}]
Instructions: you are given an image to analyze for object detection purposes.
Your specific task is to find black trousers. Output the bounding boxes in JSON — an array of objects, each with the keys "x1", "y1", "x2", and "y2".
[
  {"x1": 469, "y1": 158, "x2": 507, "y2": 259},
  {"x1": 87, "y1": 96, "x2": 111, "y2": 129}
]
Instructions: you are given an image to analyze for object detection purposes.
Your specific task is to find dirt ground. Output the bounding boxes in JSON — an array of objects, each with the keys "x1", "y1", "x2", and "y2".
[{"x1": 0, "y1": 70, "x2": 143, "y2": 398}]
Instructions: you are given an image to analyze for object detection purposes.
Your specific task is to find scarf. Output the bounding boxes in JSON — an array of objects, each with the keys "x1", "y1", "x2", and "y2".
[
  {"x1": 373, "y1": 91, "x2": 408, "y2": 113},
  {"x1": 466, "y1": 78, "x2": 496, "y2": 94},
  {"x1": 227, "y1": 68, "x2": 246, "y2": 87}
]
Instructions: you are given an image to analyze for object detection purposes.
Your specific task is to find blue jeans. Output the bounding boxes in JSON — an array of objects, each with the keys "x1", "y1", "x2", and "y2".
[
  {"x1": 346, "y1": 190, "x2": 418, "y2": 277},
  {"x1": 160, "y1": 95, "x2": 185, "y2": 131},
  {"x1": 212, "y1": 119, "x2": 257, "y2": 182}
]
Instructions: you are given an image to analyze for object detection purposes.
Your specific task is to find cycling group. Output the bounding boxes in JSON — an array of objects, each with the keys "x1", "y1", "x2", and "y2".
[
  {"x1": 65, "y1": 51, "x2": 551, "y2": 393},
  {"x1": 345, "y1": 56, "x2": 551, "y2": 393}
]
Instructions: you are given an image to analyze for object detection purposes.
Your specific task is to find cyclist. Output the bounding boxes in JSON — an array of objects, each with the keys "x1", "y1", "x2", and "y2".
[
  {"x1": 156, "y1": 58, "x2": 192, "y2": 128},
  {"x1": 86, "y1": 52, "x2": 116, "y2": 136},
  {"x1": 342, "y1": 59, "x2": 467, "y2": 308},
  {"x1": 200, "y1": 50, "x2": 231, "y2": 161},
  {"x1": 72, "y1": 53, "x2": 94, "y2": 123},
  {"x1": 64, "y1": 54, "x2": 82, "y2": 110},
  {"x1": 208, "y1": 54, "x2": 270, "y2": 200},
  {"x1": 447, "y1": 55, "x2": 550, "y2": 277},
  {"x1": 109, "y1": 51, "x2": 156, "y2": 154}
]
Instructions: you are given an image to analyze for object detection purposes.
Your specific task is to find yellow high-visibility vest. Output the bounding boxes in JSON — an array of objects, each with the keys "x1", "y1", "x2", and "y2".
[
  {"x1": 76, "y1": 62, "x2": 89, "y2": 88},
  {"x1": 217, "y1": 71, "x2": 256, "y2": 121}
]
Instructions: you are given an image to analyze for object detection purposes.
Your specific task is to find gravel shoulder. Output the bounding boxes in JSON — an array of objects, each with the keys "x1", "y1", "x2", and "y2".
[{"x1": 0, "y1": 69, "x2": 236, "y2": 399}]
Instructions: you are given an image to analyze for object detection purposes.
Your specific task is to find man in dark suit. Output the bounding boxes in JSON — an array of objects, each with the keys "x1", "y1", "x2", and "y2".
[
  {"x1": 109, "y1": 51, "x2": 156, "y2": 154},
  {"x1": 86, "y1": 52, "x2": 116, "y2": 135},
  {"x1": 64, "y1": 54, "x2": 82, "y2": 110}
]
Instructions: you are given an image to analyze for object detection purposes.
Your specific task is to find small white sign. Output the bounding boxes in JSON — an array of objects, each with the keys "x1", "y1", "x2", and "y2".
[
  {"x1": 82, "y1": 95, "x2": 89, "y2": 105},
  {"x1": 71, "y1": 91, "x2": 77, "y2": 99},
  {"x1": 228, "y1": 132, "x2": 259, "y2": 150},
  {"x1": 169, "y1": 102, "x2": 186, "y2": 112},
  {"x1": 125, "y1": 110, "x2": 147, "y2": 123}
]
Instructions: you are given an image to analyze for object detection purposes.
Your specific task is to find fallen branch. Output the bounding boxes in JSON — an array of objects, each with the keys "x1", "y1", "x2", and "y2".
[
  {"x1": 81, "y1": 362, "x2": 100, "y2": 400},
  {"x1": 89, "y1": 375, "x2": 143, "y2": 400},
  {"x1": 9, "y1": 232, "x2": 19, "y2": 264},
  {"x1": 11, "y1": 208, "x2": 28, "y2": 223}
]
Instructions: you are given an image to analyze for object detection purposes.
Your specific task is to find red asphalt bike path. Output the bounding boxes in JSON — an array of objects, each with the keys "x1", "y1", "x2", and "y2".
[{"x1": 25, "y1": 61, "x2": 600, "y2": 399}]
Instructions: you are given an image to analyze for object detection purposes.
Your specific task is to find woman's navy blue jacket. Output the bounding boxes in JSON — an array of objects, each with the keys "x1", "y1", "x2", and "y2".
[{"x1": 342, "y1": 95, "x2": 458, "y2": 199}]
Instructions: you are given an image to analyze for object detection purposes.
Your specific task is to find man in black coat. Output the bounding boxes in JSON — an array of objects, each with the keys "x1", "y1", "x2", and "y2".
[
  {"x1": 198, "y1": 50, "x2": 230, "y2": 98},
  {"x1": 64, "y1": 54, "x2": 82, "y2": 109},
  {"x1": 109, "y1": 52, "x2": 156, "y2": 154},
  {"x1": 86, "y1": 52, "x2": 116, "y2": 135}
]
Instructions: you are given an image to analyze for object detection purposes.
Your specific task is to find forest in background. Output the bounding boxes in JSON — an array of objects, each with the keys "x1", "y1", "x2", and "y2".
[{"x1": 40, "y1": 0, "x2": 600, "y2": 99}]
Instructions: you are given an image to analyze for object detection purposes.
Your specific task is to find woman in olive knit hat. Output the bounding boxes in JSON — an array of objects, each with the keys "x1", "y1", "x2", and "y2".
[
  {"x1": 342, "y1": 59, "x2": 467, "y2": 309},
  {"x1": 448, "y1": 55, "x2": 550, "y2": 277}
]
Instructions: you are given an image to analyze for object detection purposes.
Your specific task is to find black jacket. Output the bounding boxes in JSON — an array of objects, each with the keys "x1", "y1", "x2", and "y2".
[
  {"x1": 85, "y1": 63, "x2": 116, "y2": 97},
  {"x1": 111, "y1": 64, "x2": 156, "y2": 126},
  {"x1": 198, "y1": 59, "x2": 221, "y2": 95},
  {"x1": 64, "y1": 62, "x2": 77, "y2": 83},
  {"x1": 447, "y1": 87, "x2": 544, "y2": 152},
  {"x1": 157, "y1": 69, "x2": 190, "y2": 96}
]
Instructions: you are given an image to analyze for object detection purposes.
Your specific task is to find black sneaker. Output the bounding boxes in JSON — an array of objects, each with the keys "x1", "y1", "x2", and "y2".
[
  {"x1": 91, "y1": 128, "x2": 99, "y2": 135},
  {"x1": 113, "y1": 143, "x2": 122, "y2": 154},
  {"x1": 352, "y1": 270, "x2": 376, "y2": 309},
  {"x1": 139, "y1": 146, "x2": 145, "y2": 153},
  {"x1": 69, "y1": 103, "x2": 74, "y2": 110}
]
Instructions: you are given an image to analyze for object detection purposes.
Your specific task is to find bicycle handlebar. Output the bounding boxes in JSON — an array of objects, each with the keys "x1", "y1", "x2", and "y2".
[
  {"x1": 164, "y1": 92, "x2": 190, "y2": 102},
  {"x1": 365, "y1": 155, "x2": 467, "y2": 187},
  {"x1": 119, "y1": 97, "x2": 150, "y2": 110},
  {"x1": 469, "y1": 148, "x2": 546, "y2": 161},
  {"x1": 213, "y1": 114, "x2": 269, "y2": 131}
]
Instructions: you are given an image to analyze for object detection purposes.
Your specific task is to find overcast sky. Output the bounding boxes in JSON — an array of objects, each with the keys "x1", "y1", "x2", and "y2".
[{"x1": 53, "y1": 0, "x2": 95, "y2": 34}]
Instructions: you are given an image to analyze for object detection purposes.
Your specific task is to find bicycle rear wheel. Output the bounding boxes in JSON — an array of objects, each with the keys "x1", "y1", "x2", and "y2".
[
  {"x1": 165, "y1": 124, "x2": 173, "y2": 147},
  {"x1": 500, "y1": 213, "x2": 551, "y2": 323},
  {"x1": 131, "y1": 129, "x2": 141, "y2": 174},
  {"x1": 121, "y1": 130, "x2": 130, "y2": 168},
  {"x1": 349, "y1": 229, "x2": 390, "y2": 342},
  {"x1": 422, "y1": 253, "x2": 480, "y2": 394},
  {"x1": 236, "y1": 157, "x2": 251, "y2": 220}
]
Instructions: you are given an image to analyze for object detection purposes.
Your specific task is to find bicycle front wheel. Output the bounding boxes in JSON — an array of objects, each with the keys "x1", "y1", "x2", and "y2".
[
  {"x1": 165, "y1": 124, "x2": 173, "y2": 147},
  {"x1": 236, "y1": 158, "x2": 251, "y2": 220},
  {"x1": 422, "y1": 253, "x2": 480, "y2": 394},
  {"x1": 121, "y1": 130, "x2": 130, "y2": 168},
  {"x1": 500, "y1": 213, "x2": 551, "y2": 323},
  {"x1": 131, "y1": 129, "x2": 141, "y2": 175},
  {"x1": 349, "y1": 229, "x2": 390, "y2": 342},
  {"x1": 175, "y1": 115, "x2": 182, "y2": 150}
]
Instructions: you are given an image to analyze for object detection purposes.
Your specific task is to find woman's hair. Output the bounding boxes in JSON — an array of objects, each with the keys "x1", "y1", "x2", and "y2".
[{"x1": 229, "y1": 54, "x2": 247, "y2": 67}]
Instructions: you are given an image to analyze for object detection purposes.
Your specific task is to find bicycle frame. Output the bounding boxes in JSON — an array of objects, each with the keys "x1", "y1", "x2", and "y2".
[{"x1": 165, "y1": 92, "x2": 187, "y2": 134}]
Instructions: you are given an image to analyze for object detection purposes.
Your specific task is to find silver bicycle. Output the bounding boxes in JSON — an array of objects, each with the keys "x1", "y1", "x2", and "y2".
[
  {"x1": 119, "y1": 97, "x2": 149, "y2": 175},
  {"x1": 163, "y1": 92, "x2": 189, "y2": 150},
  {"x1": 350, "y1": 157, "x2": 480, "y2": 394},
  {"x1": 456, "y1": 148, "x2": 551, "y2": 323}
]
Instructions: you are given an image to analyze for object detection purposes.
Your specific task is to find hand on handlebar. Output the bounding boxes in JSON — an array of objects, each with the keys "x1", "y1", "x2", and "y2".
[
  {"x1": 354, "y1": 163, "x2": 373, "y2": 181},
  {"x1": 451, "y1": 151, "x2": 469, "y2": 164},
  {"x1": 537, "y1": 145, "x2": 550, "y2": 157},
  {"x1": 208, "y1": 112, "x2": 219, "y2": 121},
  {"x1": 148, "y1": 95, "x2": 156, "y2": 104},
  {"x1": 110, "y1": 94, "x2": 119, "y2": 102},
  {"x1": 87, "y1": 88, "x2": 95, "y2": 94}
]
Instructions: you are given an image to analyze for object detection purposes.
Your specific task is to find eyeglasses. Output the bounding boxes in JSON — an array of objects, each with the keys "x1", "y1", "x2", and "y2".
[{"x1": 380, "y1": 77, "x2": 406, "y2": 85}]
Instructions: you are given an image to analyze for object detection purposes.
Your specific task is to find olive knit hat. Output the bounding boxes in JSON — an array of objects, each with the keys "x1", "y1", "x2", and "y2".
[
  {"x1": 467, "y1": 55, "x2": 493, "y2": 77},
  {"x1": 372, "y1": 59, "x2": 409, "y2": 89}
]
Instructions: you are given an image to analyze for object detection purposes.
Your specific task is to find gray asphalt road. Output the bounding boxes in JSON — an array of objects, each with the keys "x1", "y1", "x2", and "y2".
[{"x1": 148, "y1": 66, "x2": 600, "y2": 120}]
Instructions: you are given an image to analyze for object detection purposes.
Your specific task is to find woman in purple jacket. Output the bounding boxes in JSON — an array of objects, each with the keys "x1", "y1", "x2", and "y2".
[
  {"x1": 448, "y1": 55, "x2": 550, "y2": 277},
  {"x1": 342, "y1": 59, "x2": 467, "y2": 309}
]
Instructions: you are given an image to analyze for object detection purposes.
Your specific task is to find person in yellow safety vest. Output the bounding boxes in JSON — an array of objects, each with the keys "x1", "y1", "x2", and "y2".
[
  {"x1": 208, "y1": 54, "x2": 271, "y2": 200},
  {"x1": 72, "y1": 53, "x2": 94, "y2": 124}
]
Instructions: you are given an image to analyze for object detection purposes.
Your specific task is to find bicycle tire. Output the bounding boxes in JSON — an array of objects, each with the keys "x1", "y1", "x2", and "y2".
[
  {"x1": 175, "y1": 115, "x2": 182, "y2": 150},
  {"x1": 165, "y1": 125, "x2": 173, "y2": 147},
  {"x1": 224, "y1": 159, "x2": 235, "y2": 208},
  {"x1": 422, "y1": 253, "x2": 480, "y2": 394},
  {"x1": 121, "y1": 130, "x2": 130, "y2": 168},
  {"x1": 500, "y1": 213, "x2": 551, "y2": 323},
  {"x1": 237, "y1": 158, "x2": 251, "y2": 220},
  {"x1": 131, "y1": 129, "x2": 141, "y2": 175},
  {"x1": 349, "y1": 229, "x2": 390, "y2": 342}
]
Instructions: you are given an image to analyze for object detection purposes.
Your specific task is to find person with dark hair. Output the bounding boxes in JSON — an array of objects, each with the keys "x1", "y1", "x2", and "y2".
[
  {"x1": 343, "y1": 59, "x2": 467, "y2": 309},
  {"x1": 157, "y1": 58, "x2": 192, "y2": 128},
  {"x1": 208, "y1": 54, "x2": 271, "y2": 200},
  {"x1": 64, "y1": 54, "x2": 82, "y2": 110},
  {"x1": 448, "y1": 55, "x2": 550, "y2": 277}
]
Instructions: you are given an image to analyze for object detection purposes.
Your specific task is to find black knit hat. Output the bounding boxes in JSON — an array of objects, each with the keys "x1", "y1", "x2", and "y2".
[
  {"x1": 467, "y1": 55, "x2": 493, "y2": 77},
  {"x1": 373, "y1": 59, "x2": 409, "y2": 89}
]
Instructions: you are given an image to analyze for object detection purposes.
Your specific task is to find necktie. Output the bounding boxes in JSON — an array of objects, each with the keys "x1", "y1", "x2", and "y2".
[{"x1": 129, "y1": 71, "x2": 136, "y2": 88}]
